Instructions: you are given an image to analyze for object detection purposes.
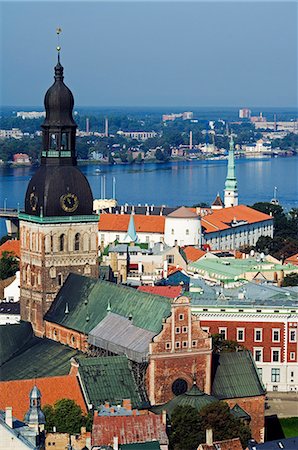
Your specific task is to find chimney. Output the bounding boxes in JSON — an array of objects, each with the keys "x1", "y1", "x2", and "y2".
[
  {"x1": 5, "y1": 407, "x2": 13, "y2": 428},
  {"x1": 122, "y1": 399, "x2": 132, "y2": 410},
  {"x1": 113, "y1": 436, "x2": 119, "y2": 450},
  {"x1": 206, "y1": 428, "x2": 213, "y2": 446},
  {"x1": 162, "y1": 409, "x2": 167, "y2": 425}
]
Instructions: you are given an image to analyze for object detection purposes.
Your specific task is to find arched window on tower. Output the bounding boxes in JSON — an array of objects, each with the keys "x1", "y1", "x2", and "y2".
[
  {"x1": 74, "y1": 233, "x2": 80, "y2": 251},
  {"x1": 59, "y1": 234, "x2": 65, "y2": 252}
]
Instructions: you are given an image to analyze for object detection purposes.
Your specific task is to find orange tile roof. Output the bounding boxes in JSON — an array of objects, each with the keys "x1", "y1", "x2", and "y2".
[
  {"x1": 98, "y1": 214, "x2": 165, "y2": 234},
  {"x1": 137, "y1": 285, "x2": 182, "y2": 299},
  {"x1": 199, "y1": 438, "x2": 242, "y2": 450},
  {"x1": 182, "y1": 246, "x2": 206, "y2": 262},
  {"x1": 285, "y1": 252, "x2": 298, "y2": 266},
  {"x1": 201, "y1": 205, "x2": 272, "y2": 234},
  {"x1": 0, "y1": 375, "x2": 87, "y2": 421},
  {"x1": 0, "y1": 239, "x2": 20, "y2": 259}
]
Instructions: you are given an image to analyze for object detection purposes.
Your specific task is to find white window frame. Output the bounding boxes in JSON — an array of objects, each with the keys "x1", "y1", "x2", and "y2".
[
  {"x1": 202, "y1": 327, "x2": 210, "y2": 333},
  {"x1": 271, "y1": 368, "x2": 280, "y2": 383},
  {"x1": 219, "y1": 327, "x2": 227, "y2": 340},
  {"x1": 290, "y1": 352, "x2": 295, "y2": 361},
  {"x1": 271, "y1": 348, "x2": 281, "y2": 363},
  {"x1": 237, "y1": 328, "x2": 245, "y2": 342},
  {"x1": 272, "y1": 328, "x2": 281, "y2": 343},
  {"x1": 254, "y1": 347, "x2": 263, "y2": 363},
  {"x1": 289, "y1": 329, "x2": 297, "y2": 343},
  {"x1": 254, "y1": 328, "x2": 263, "y2": 342}
]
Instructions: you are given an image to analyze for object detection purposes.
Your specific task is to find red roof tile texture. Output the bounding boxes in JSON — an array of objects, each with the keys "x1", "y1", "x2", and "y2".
[
  {"x1": 201, "y1": 205, "x2": 272, "y2": 233},
  {"x1": 0, "y1": 375, "x2": 87, "y2": 420},
  {"x1": 98, "y1": 214, "x2": 165, "y2": 234},
  {"x1": 137, "y1": 285, "x2": 182, "y2": 299},
  {"x1": 199, "y1": 437, "x2": 242, "y2": 450},
  {"x1": 285, "y1": 252, "x2": 298, "y2": 266},
  {"x1": 182, "y1": 246, "x2": 206, "y2": 262},
  {"x1": 0, "y1": 239, "x2": 20, "y2": 259},
  {"x1": 92, "y1": 412, "x2": 168, "y2": 446}
]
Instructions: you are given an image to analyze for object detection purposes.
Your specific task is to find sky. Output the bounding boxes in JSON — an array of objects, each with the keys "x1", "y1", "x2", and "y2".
[{"x1": 0, "y1": 1, "x2": 297, "y2": 107}]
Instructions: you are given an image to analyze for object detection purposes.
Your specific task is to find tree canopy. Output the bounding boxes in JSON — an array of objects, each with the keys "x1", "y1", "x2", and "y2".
[
  {"x1": 43, "y1": 399, "x2": 92, "y2": 434},
  {"x1": 0, "y1": 251, "x2": 19, "y2": 280}
]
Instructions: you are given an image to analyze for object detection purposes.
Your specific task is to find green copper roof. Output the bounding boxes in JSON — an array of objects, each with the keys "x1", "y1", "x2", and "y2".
[
  {"x1": 212, "y1": 351, "x2": 265, "y2": 399},
  {"x1": 225, "y1": 136, "x2": 237, "y2": 191},
  {"x1": 0, "y1": 335, "x2": 84, "y2": 381},
  {"x1": 124, "y1": 214, "x2": 138, "y2": 243},
  {"x1": 19, "y1": 212, "x2": 99, "y2": 224},
  {"x1": 120, "y1": 443, "x2": 161, "y2": 450},
  {"x1": 0, "y1": 322, "x2": 33, "y2": 367},
  {"x1": 77, "y1": 356, "x2": 146, "y2": 409},
  {"x1": 44, "y1": 273, "x2": 172, "y2": 334},
  {"x1": 231, "y1": 403, "x2": 251, "y2": 420},
  {"x1": 151, "y1": 383, "x2": 217, "y2": 417}
]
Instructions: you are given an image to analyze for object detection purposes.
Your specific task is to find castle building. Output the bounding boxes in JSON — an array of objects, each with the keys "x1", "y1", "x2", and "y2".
[
  {"x1": 224, "y1": 136, "x2": 238, "y2": 208},
  {"x1": 19, "y1": 50, "x2": 98, "y2": 336}
]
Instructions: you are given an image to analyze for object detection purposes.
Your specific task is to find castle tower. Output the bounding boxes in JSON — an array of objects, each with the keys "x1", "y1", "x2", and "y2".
[
  {"x1": 24, "y1": 385, "x2": 46, "y2": 449},
  {"x1": 20, "y1": 45, "x2": 98, "y2": 336},
  {"x1": 224, "y1": 135, "x2": 238, "y2": 208}
]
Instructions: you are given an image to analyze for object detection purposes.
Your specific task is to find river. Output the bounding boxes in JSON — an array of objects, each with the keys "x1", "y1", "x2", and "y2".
[{"x1": 0, "y1": 156, "x2": 297, "y2": 238}]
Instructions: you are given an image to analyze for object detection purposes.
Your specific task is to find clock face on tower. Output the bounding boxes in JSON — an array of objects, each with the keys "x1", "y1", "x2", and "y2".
[
  {"x1": 29, "y1": 192, "x2": 38, "y2": 211},
  {"x1": 60, "y1": 193, "x2": 79, "y2": 213}
]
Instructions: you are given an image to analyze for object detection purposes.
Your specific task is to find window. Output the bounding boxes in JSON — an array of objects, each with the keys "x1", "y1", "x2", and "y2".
[
  {"x1": 146, "y1": 236, "x2": 149, "y2": 243},
  {"x1": 171, "y1": 229, "x2": 174, "y2": 235},
  {"x1": 58, "y1": 273, "x2": 63, "y2": 286},
  {"x1": 100, "y1": 234, "x2": 104, "y2": 241},
  {"x1": 175, "y1": 327, "x2": 180, "y2": 334},
  {"x1": 50, "y1": 133, "x2": 58, "y2": 149},
  {"x1": 175, "y1": 341, "x2": 180, "y2": 349},
  {"x1": 290, "y1": 330, "x2": 297, "y2": 342},
  {"x1": 179, "y1": 314, "x2": 184, "y2": 320},
  {"x1": 219, "y1": 328, "x2": 227, "y2": 340},
  {"x1": 165, "y1": 342, "x2": 171, "y2": 350},
  {"x1": 290, "y1": 352, "x2": 295, "y2": 361},
  {"x1": 182, "y1": 326, "x2": 188, "y2": 333},
  {"x1": 254, "y1": 348, "x2": 263, "y2": 362},
  {"x1": 272, "y1": 349, "x2": 281, "y2": 362},
  {"x1": 182, "y1": 341, "x2": 188, "y2": 348},
  {"x1": 254, "y1": 329, "x2": 263, "y2": 342},
  {"x1": 271, "y1": 368, "x2": 280, "y2": 383},
  {"x1": 61, "y1": 133, "x2": 69, "y2": 150},
  {"x1": 74, "y1": 233, "x2": 80, "y2": 251},
  {"x1": 172, "y1": 378, "x2": 188, "y2": 396},
  {"x1": 166, "y1": 255, "x2": 174, "y2": 264},
  {"x1": 202, "y1": 327, "x2": 210, "y2": 333},
  {"x1": 186, "y1": 229, "x2": 189, "y2": 235},
  {"x1": 237, "y1": 328, "x2": 245, "y2": 342},
  {"x1": 272, "y1": 329, "x2": 280, "y2": 342},
  {"x1": 59, "y1": 234, "x2": 65, "y2": 252},
  {"x1": 257, "y1": 368, "x2": 263, "y2": 379},
  {"x1": 192, "y1": 340, "x2": 197, "y2": 347}
]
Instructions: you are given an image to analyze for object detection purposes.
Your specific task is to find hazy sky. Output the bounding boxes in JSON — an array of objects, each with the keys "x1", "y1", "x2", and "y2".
[{"x1": 0, "y1": 1, "x2": 297, "y2": 107}]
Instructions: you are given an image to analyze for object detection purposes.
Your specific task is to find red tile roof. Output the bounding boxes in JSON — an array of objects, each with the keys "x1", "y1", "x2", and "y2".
[
  {"x1": 99, "y1": 214, "x2": 165, "y2": 234},
  {"x1": 285, "y1": 252, "x2": 298, "y2": 266},
  {"x1": 199, "y1": 438, "x2": 242, "y2": 450},
  {"x1": 201, "y1": 205, "x2": 272, "y2": 233},
  {"x1": 182, "y1": 246, "x2": 206, "y2": 262},
  {"x1": 0, "y1": 375, "x2": 87, "y2": 420},
  {"x1": 0, "y1": 240, "x2": 20, "y2": 259},
  {"x1": 92, "y1": 411, "x2": 168, "y2": 446},
  {"x1": 137, "y1": 285, "x2": 182, "y2": 299}
]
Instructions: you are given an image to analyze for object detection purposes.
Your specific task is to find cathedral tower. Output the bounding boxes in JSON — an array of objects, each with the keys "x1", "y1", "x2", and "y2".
[
  {"x1": 224, "y1": 135, "x2": 238, "y2": 208},
  {"x1": 20, "y1": 47, "x2": 98, "y2": 336}
]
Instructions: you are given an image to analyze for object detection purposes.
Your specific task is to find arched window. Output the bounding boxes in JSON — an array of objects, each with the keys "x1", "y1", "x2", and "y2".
[
  {"x1": 74, "y1": 233, "x2": 80, "y2": 251},
  {"x1": 59, "y1": 234, "x2": 65, "y2": 252}
]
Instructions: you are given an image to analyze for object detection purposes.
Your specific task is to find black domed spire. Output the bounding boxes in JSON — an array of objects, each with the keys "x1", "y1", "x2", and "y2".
[{"x1": 24, "y1": 39, "x2": 94, "y2": 217}]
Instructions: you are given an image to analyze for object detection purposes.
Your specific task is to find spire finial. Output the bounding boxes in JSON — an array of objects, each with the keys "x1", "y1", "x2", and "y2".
[{"x1": 56, "y1": 27, "x2": 62, "y2": 62}]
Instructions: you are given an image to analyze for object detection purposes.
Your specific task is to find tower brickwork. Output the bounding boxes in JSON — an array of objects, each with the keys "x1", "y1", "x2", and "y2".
[{"x1": 20, "y1": 49, "x2": 98, "y2": 336}]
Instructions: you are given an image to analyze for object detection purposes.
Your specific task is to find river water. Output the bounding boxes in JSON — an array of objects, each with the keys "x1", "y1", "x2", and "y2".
[{"x1": 0, "y1": 157, "x2": 297, "y2": 237}]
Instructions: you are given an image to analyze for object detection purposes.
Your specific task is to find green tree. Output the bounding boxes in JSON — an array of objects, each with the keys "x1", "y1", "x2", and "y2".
[
  {"x1": 43, "y1": 399, "x2": 85, "y2": 434},
  {"x1": 0, "y1": 251, "x2": 19, "y2": 280},
  {"x1": 169, "y1": 405, "x2": 203, "y2": 450},
  {"x1": 282, "y1": 273, "x2": 298, "y2": 287},
  {"x1": 199, "y1": 401, "x2": 251, "y2": 448},
  {"x1": 212, "y1": 333, "x2": 245, "y2": 353}
]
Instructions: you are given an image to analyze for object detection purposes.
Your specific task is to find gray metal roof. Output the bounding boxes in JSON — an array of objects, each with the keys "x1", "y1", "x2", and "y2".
[{"x1": 88, "y1": 312, "x2": 156, "y2": 362}]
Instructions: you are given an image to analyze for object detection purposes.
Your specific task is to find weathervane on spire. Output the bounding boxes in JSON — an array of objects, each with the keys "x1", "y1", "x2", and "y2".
[{"x1": 56, "y1": 27, "x2": 62, "y2": 61}]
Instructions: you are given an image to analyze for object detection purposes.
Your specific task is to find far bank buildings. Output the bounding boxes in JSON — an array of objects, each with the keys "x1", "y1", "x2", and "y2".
[{"x1": 1, "y1": 50, "x2": 270, "y2": 445}]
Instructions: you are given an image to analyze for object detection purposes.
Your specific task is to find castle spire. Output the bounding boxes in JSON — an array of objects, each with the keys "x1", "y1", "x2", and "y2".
[{"x1": 224, "y1": 135, "x2": 238, "y2": 208}]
